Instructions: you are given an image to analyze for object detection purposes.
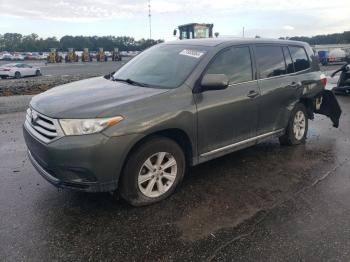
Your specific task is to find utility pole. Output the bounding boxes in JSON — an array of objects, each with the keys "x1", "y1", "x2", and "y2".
[
  {"x1": 243, "y1": 27, "x2": 245, "y2": 37},
  {"x1": 148, "y1": 0, "x2": 152, "y2": 39}
]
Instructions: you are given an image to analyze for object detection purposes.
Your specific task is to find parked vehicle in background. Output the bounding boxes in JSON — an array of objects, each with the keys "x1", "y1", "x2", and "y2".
[
  {"x1": 104, "y1": 51, "x2": 112, "y2": 58},
  {"x1": 330, "y1": 60, "x2": 350, "y2": 95},
  {"x1": 327, "y1": 48, "x2": 347, "y2": 64},
  {"x1": 96, "y1": 48, "x2": 108, "y2": 62},
  {"x1": 318, "y1": 50, "x2": 328, "y2": 65},
  {"x1": 24, "y1": 52, "x2": 46, "y2": 60},
  {"x1": 0, "y1": 53, "x2": 13, "y2": 61},
  {"x1": 10, "y1": 54, "x2": 25, "y2": 61},
  {"x1": 0, "y1": 63, "x2": 41, "y2": 79},
  {"x1": 24, "y1": 38, "x2": 341, "y2": 206},
  {"x1": 120, "y1": 51, "x2": 141, "y2": 57}
]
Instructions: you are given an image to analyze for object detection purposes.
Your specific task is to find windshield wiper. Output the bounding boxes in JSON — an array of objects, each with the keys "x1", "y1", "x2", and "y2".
[{"x1": 112, "y1": 77, "x2": 150, "y2": 87}]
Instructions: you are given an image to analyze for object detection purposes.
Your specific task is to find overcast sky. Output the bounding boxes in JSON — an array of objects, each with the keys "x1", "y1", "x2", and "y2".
[{"x1": 1, "y1": 0, "x2": 350, "y2": 40}]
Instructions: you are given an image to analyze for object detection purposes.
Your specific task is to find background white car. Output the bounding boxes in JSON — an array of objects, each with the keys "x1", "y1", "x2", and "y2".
[
  {"x1": 0, "y1": 54, "x2": 13, "y2": 60},
  {"x1": 0, "y1": 63, "x2": 41, "y2": 79}
]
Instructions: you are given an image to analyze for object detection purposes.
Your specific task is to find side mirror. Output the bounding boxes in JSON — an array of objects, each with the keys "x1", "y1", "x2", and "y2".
[
  {"x1": 104, "y1": 71, "x2": 115, "y2": 79},
  {"x1": 199, "y1": 74, "x2": 229, "y2": 92},
  {"x1": 173, "y1": 29, "x2": 177, "y2": 36}
]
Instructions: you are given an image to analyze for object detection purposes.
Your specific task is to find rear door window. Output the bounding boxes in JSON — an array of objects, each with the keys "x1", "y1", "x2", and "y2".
[
  {"x1": 289, "y1": 46, "x2": 310, "y2": 72},
  {"x1": 282, "y1": 47, "x2": 294, "y2": 74},
  {"x1": 206, "y1": 46, "x2": 253, "y2": 84},
  {"x1": 255, "y1": 46, "x2": 286, "y2": 78}
]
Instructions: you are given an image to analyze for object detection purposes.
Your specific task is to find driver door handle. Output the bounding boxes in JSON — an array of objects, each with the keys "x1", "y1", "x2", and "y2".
[{"x1": 247, "y1": 90, "x2": 259, "y2": 98}]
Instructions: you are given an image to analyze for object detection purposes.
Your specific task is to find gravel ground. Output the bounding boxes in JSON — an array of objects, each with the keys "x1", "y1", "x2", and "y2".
[
  {"x1": 0, "y1": 59, "x2": 129, "y2": 96},
  {"x1": 0, "y1": 74, "x2": 101, "y2": 96}
]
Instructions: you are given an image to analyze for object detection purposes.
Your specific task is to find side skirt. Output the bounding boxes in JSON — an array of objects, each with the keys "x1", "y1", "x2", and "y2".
[{"x1": 194, "y1": 129, "x2": 284, "y2": 165}]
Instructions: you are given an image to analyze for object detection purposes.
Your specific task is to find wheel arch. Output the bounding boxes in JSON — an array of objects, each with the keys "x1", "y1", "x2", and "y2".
[
  {"x1": 117, "y1": 128, "x2": 194, "y2": 190},
  {"x1": 123, "y1": 128, "x2": 194, "y2": 168}
]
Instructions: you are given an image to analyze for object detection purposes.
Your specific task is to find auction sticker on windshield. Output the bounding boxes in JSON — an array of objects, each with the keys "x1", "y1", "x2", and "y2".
[{"x1": 179, "y1": 49, "x2": 206, "y2": 59}]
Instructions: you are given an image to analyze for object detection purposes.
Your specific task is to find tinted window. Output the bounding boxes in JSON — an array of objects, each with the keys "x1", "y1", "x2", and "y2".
[
  {"x1": 206, "y1": 46, "x2": 252, "y2": 84},
  {"x1": 255, "y1": 46, "x2": 286, "y2": 78},
  {"x1": 282, "y1": 47, "x2": 294, "y2": 74},
  {"x1": 289, "y1": 46, "x2": 310, "y2": 72}
]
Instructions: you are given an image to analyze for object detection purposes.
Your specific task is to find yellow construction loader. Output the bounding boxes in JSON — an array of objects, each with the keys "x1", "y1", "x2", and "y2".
[
  {"x1": 96, "y1": 48, "x2": 108, "y2": 62},
  {"x1": 112, "y1": 48, "x2": 122, "y2": 61},
  {"x1": 81, "y1": 48, "x2": 92, "y2": 62},
  {"x1": 65, "y1": 48, "x2": 79, "y2": 63},
  {"x1": 47, "y1": 48, "x2": 62, "y2": 63}
]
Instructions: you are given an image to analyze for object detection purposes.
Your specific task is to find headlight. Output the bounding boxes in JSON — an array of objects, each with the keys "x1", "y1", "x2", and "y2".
[{"x1": 59, "y1": 116, "x2": 124, "y2": 136}]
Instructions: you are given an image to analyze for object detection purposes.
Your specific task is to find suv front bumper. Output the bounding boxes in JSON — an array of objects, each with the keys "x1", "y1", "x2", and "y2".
[
  {"x1": 27, "y1": 150, "x2": 117, "y2": 192},
  {"x1": 23, "y1": 124, "x2": 142, "y2": 192}
]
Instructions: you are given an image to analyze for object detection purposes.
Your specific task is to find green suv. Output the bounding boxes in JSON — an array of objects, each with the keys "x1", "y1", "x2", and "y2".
[{"x1": 23, "y1": 38, "x2": 341, "y2": 206}]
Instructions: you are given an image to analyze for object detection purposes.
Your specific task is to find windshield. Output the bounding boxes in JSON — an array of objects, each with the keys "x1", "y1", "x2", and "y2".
[{"x1": 113, "y1": 44, "x2": 209, "y2": 89}]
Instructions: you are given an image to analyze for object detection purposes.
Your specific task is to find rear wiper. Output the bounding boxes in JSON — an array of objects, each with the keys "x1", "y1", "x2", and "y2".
[{"x1": 112, "y1": 78, "x2": 150, "y2": 87}]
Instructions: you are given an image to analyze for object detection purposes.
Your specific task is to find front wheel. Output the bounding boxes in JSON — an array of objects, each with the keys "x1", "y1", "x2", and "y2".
[
  {"x1": 119, "y1": 136, "x2": 185, "y2": 206},
  {"x1": 14, "y1": 72, "x2": 21, "y2": 79},
  {"x1": 279, "y1": 103, "x2": 308, "y2": 145}
]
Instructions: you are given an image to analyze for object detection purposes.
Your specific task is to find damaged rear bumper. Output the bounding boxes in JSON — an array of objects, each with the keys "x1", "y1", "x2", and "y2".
[{"x1": 314, "y1": 90, "x2": 342, "y2": 128}]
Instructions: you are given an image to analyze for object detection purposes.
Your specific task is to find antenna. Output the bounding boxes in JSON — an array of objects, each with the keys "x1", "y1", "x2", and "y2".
[{"x1": 148, "y1": 0, "x2": 152, "y2": 39}]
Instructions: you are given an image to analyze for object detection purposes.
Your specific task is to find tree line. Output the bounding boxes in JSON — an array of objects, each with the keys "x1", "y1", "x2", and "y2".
[
  {"x1": 280, "y1": 31, "x2": 350, "y2": 45},
  {"x1": 1, "y1": 31, "x2": 350, "y2": 52},
  {"x1": 0, "y1": 33, "x2": 164, "y2": 52}
]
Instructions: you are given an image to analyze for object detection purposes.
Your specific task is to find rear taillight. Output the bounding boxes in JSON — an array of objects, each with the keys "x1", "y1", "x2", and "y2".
[
  {"x1": 320, "y1": 74, "x2": 327, "y2": 88},
  {"x1": 0, "y1": 68, "x2": 10, "y2": 71}
]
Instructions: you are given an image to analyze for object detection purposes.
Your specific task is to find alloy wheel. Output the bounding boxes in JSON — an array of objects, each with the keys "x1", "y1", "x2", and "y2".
[
  {"x1": 138, "y1": 152, "x2": 177, "y2": 198},
  {"x1": 293, "y1": 110, "x2": 306, "y2": 140}
]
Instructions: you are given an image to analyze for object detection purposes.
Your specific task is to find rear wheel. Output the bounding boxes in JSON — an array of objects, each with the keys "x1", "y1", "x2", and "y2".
[
  {"x1": 14, "y1": 72, "x2": 21, "y2": 79},
  {"x1": 279, "y1": 103, "x2": 308, "y2": 146},
  {"x1": 119, "y1": 136, "x2": 185, "y2": 206}
]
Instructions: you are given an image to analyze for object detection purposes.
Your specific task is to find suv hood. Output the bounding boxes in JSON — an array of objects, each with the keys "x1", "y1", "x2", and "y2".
[{"x1": 30, "y1": 76, "x2": 169, "y2": 118}]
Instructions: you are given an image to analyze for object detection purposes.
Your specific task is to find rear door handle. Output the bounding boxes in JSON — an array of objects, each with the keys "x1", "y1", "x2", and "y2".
[{"x1": 247, "y1": 90, "x2": 259, "y2": 98}]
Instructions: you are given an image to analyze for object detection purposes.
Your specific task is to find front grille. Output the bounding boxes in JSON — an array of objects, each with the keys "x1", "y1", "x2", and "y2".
[{"x1": 25, "y1": 108, "x2": 61, "y2": 143}]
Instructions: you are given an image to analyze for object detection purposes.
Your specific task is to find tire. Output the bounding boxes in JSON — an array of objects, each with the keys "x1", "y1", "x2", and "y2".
[
  {"x1": 279, "y1": 103, "x2": 308, "y2": 146},
  {"x1": 35, "y1": 70, "x2": 41, "y2": 76},
  {"x1": 119, "y1": 136, "x2": 186, "y2": 206},
  {"x1": 1, "y1": 76, "x2": 7, "y2": 79},
  {"x1": 14, "y1": 72, "x2": 21, "y2": 79}
]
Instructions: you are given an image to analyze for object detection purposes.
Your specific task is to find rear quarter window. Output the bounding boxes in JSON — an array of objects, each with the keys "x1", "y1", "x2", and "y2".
[{"x1": 289, "y1": 46, "x2": 310, "y2": 72}]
